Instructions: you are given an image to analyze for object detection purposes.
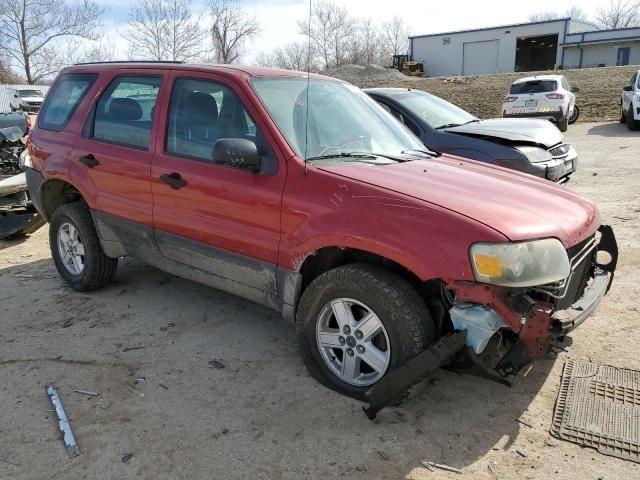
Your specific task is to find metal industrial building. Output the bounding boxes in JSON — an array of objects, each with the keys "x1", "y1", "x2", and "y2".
[{"x1": 409, "y1": 18, "x2": 640, "y2": 77}]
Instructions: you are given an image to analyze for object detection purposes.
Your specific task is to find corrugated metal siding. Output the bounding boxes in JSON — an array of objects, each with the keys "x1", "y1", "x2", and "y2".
[{"x1": 0, "y1": 84, "x2": 50, "y2": 112}]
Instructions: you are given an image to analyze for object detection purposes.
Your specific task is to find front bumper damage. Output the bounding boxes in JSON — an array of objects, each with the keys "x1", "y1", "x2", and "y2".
[{"x1": 363, "y1": 226, "x2": 617, "y2": 418}]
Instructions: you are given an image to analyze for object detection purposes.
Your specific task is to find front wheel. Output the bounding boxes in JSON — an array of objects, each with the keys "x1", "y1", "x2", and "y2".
[
  {"x1": 49, "y1": 202, "x2": 117, "y2": 291},
  {"x1": 620, "y1": 105, "x2": 626, "y2": 123},
  {"x1": 296, "y1": 264, "x2": 436, "y2": 399},
  {"x1": 558, "y1": 115, "x2": 569, "y2": 132},
  {"x1": 627, "y1": 107, "x2": 639, "y2": 131}
]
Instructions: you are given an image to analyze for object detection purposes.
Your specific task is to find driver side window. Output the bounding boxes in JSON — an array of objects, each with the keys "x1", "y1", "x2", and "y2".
[{"x1": 166, "y1": 78, "x2": 260, "y2": 162}]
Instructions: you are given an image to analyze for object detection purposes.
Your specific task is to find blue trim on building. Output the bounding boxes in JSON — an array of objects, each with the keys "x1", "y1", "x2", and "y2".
[
  {"x1": 409, "y1": 17, "x2": 574, "y2": 39},
  {"x1": 560, "y1": 18, "x2": 569, "y2": 68},
  {"x1": 561, "y1": 35, "x2": 640, "y2": 46}
]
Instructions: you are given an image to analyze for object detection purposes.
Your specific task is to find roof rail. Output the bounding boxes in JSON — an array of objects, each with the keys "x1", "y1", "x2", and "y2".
[{"x1": 73, "y1": 60, "x2": 185, "y2": 66}]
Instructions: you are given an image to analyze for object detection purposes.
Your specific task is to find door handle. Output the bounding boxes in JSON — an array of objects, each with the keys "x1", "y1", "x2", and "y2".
[
  {"x1": 160, "y1": 173, "x2": 187, "y2": 189},
  {"x1": 79, "y1": 154, "x2": 99, "y2": 168}
]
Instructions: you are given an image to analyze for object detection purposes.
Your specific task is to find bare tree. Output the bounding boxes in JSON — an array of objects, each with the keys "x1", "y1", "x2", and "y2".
[
  {"x1": 595, "y1": 0, "x2": 640, "y2": 28},
  {"x1": 350, "y1": 18, "x2": 384, "y2": 66},
  {"x1": 256, "y1": 41, "x2": 315, "y2": 71},
  {"x1": 207, "y1": 0, "x2": 260, "y2": 64},
  {"x1": 0, "y1": 0, "x2": 104, "y2": 84},
  {"x1": 64, "y1": 37, "x2": 117, "y2": 64},
  {"x1": 126, "y1": 0, "x2": 204, "y2": 62},
  {"x1": 528, "y1": 6, "x2": 589, "y2": 22},
  {"x1": 298, "y1": 0, "x2": 355, "y2": 70},
  {"x1": 382, "y1": 16, "x2": 409, "y2": 57}
]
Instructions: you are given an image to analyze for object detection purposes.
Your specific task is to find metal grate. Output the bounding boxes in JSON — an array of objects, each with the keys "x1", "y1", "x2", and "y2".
[{"x1": 551, "y1": 360, "x2": 640, "y2": 463}]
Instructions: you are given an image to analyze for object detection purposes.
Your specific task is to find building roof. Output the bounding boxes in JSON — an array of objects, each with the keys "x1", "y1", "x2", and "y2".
[{"x1": 410, "y1": 17, "x2": 573, "y2": 40}]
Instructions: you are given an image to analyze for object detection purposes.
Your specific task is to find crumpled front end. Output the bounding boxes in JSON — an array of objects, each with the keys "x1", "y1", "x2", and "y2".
[{"x1": 446, "y1": 225, "x2": 618, "y2": 376}]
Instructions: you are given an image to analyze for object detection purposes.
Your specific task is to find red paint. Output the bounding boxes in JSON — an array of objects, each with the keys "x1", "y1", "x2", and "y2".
[{"x1": 31, "y1": 63, "x2": 602, "y2": 333}]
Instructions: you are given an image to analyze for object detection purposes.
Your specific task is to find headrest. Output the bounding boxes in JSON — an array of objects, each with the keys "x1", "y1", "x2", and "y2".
[
  {"x1": 184, "y1": 92, "x2": 218, "y2": 118},
  {"x1": 109, "y1": 97, "x2": 143, "y2": 121}
]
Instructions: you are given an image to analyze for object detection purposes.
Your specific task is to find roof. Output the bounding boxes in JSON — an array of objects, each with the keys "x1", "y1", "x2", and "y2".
[
  {"x1": 410, "y1": 17, "x2": 572, "y2": 40},
  {"x1": 62, "y1": 62, "x2": 335, "y2": 81},
  {"x1": 513, "y1": 75, "x2": 564, "y2": 84}
]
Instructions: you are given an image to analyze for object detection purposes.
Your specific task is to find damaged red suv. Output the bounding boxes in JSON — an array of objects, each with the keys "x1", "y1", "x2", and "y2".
[{"x1": 26, "y1": 63, "x2": 617, "y2": 402}]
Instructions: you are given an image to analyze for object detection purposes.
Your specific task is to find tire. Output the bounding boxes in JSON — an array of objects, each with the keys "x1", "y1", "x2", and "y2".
[
  {"x1": 49, "y1": 202, "x2": 117, "y2": 291},
  {"x1": 626, "y1": 106, "x2": 639, "y2": 131},
  {"x1": 620, "y1": 105, "x2": 626, "y2": 123},
  {"x1": 558, "y1": 115, "x2": 568, "y2": 132},
  {"x1": 568, "y1": 105, "x2": 579, "y2": 125},
  {"x1": 296, "y1": 263, "x2": 436, "y2": 400}
]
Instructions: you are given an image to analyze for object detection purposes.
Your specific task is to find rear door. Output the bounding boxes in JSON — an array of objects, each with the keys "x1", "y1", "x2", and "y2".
[
  {"x1": 72, "y1": 70, "x2": 167, "y2": 233},
  {"x1": 150, "y1": 71, "x2": 287, "y2": 292}
]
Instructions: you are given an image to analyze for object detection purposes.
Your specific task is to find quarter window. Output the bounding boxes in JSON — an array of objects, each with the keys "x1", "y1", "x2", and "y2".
[
  {"x1": 166, "y1": 78, "x2": 259, "y2": 162},
  {"x1": 91, "y1": 76, "x2": 161, "y2": 150},
  {"x1": 38, "y1": 74, "x2": 97, "y2": 131}
]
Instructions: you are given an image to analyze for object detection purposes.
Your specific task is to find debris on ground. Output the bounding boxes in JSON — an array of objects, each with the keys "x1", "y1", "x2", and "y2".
[
  {"x1": 15, "y1": 273, "x2": 34, "y2": 278},
  {"x1": 158, "y1": 383, "x2": 168, "y2": 390},
  {"x1": 377, "y1": 450, "x2": 390, "y2": 461},
  {"x1": 208, "y1": 358, "x2": 225, "y2": 369},
  {"x1": 420, "y1": 460, "x2": 463, "y2": 474},
  {"x1": 515, "y1": 448, "x2": 528, "y2": 458},
  {"x1": 515, "y1": 418, "x2": 534, "y2": 428},
  {"x1": 45, "y1": 384, "x2": 80, "y2": 457},
  {"x1": 122, "y1": 345, "x2": 145, "y2": 352},
  {"x1": 121, "y1": 453, "x2": 133, "y2": 464},
  {"x1": 62, "y1": 319, "x2": 73, "y2": 328},
  {"x1": 73, "y1": 389, "x2": 99, "y2": 397}
]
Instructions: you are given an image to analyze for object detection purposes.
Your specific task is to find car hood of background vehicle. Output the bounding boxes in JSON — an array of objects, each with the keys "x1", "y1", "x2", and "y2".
[
  {"x1": 21, "y1": 96, "x2": 43, "y2": 102},
  {"x1": 444, "y1": 118, "x2": 563, "y2": 148},
  {"x1": 315, "y1": 156, "x2": 598, "y2": 248}
]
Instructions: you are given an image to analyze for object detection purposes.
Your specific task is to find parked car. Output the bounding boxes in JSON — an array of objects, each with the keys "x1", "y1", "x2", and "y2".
[
  {"x1": 366, "y1": 88, "x2": 577, "y2": 182},
  {"x1": 27, "y1": 63, "x2": 616, "y2": 400},
  {"x1": 620, "y1": 69, "x2": 639, "y2": 131},
  {"x1": 502, "y1": 75, "x2": 578, "y2": 132},
  {"x1": 0, "y1": 121, "x2": 45, "y2": 239},
  {"x1": 9, "y1": 88, "x2": 45, "y2": 113}
]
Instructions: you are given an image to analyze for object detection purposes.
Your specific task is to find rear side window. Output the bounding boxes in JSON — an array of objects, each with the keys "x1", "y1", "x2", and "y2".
[
  {"x1": 91, "y1": 75, "x2": 161, "y2": 150},
  {"x1": 38, "y1": 74, "x2": 97, "y2": 131},
  {"x1": 510, "y1": 80, "x2": 557, "y2": 94}
]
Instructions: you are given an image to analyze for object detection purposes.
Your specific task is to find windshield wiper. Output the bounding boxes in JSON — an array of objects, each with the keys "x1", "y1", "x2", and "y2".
[
  {"x1": 401, "y1": 148, "x2": 439, "y2": 157},
  {"x1": 463, "y1": 119, "x2": 480, "y2": 125},
  {"x1": 435, "y1": 123, "x2": 462, "y2": 130},
  {"x1": 305, "y1": 152, "x2": 379, "y2": 162}
]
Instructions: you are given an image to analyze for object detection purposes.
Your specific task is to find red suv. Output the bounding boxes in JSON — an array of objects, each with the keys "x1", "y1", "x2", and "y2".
[{"x1": 26, "y1": 62, "x2": 617, "y2": 399}]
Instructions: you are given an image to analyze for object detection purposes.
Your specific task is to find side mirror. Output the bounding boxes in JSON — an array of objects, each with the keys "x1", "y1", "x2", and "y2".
[
  {"x1": 623, "y1": 85, "x2": 633, "y2": 92},
  {"x1": 213, "y1": 138, "x2": 261, "y2": 172},
  {"x1": 570, "y1": 86, "x2": 579, "y2": 93}
]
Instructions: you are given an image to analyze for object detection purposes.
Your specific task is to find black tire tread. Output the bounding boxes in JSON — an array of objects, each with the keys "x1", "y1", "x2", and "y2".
[
  {"x1": 627, "y1": 107, "x2": 638, "y2": 131},
  {"x1": 49, "y1": 202, "x2": 117, "y2": 291},
  {"x1": 296, "y1": 263, "x2": 435, "y2": 399}
]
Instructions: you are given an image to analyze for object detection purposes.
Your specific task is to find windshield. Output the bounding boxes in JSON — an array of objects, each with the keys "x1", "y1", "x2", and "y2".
[
  {"x1": 389, "y1": 90, "x2": 477, "y2": 129},
  {"x1": 249, "y1": 78, "x2": 424, "y2": 160},
  {"x1": 510, "y1": 80, "x2": 557, "y2": 94},
  {"x1": 18, "y1": 90, "x2": 43, "y2": 97}
]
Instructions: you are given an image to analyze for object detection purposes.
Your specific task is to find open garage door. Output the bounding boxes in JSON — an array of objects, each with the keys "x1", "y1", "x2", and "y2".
[
  {"x1": 515, "y1": 34, "x2": 559, "y2": 71},
  {"x1": 463, "y1": 40, "x2": 499, "y2": 75}
]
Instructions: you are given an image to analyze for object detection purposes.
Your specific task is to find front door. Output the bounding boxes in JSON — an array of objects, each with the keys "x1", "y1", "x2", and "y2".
[
  {"x1": 150, "y1": 72, "x2": 287, "y2": 293},
  {"x1": 623, "y1": 73, "x2": 638, "y2": 114},
  {"x1": 617, "y1": 47, "x2": 630, "y2": 66}
]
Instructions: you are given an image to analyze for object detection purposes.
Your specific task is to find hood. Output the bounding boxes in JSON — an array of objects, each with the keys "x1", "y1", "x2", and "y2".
[
  {"x1": 315, "y1": 156, "x2": 599, "y2": 248},
  {"x1": 20, "y1": 96, "x2": 44, "y2": 102},
  {"x1": 445, "y1": 118, "x2": 564, "y2": 148}
]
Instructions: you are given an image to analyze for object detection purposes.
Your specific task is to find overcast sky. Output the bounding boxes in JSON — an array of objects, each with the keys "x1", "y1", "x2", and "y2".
[{"x1": 99, "y1": 0, "x2": 610, "y2": 61}]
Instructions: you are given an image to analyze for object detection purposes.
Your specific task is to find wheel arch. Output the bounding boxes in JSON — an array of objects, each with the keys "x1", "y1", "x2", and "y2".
[{"x1": 39, "y1": 178, "x2": 86, "y2": 221}]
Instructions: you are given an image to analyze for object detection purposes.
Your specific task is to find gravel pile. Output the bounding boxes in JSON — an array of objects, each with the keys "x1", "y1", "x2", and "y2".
[{"x1": 326, "y1": 64, "x2": 406, "y2": 87}]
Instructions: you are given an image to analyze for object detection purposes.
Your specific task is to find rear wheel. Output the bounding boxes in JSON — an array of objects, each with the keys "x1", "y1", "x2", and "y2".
[
  {"x1": 568, "y1": 105, "x2": 579, "y2": 125},
  {"x1": 620, "y1": 105, "x2": 626, "y2": 123},
  {"x1": 296, "y1": 263, "x2": 436, "y2": 399},
  {"x1": 627, "y1": 107, "x2": 639, "y2": 131},
  {"x1": 49, "y1": 202, "x2": 117, "y2": 291}
]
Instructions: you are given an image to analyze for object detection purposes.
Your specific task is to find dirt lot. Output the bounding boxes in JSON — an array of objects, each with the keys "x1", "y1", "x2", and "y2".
[{"x1": 1, "y1": 122, "x2": 639, "y2": 480}]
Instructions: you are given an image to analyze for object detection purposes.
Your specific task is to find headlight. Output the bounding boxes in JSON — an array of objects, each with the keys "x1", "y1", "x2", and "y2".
[
  {"x1": 514, "y1": 146, "x2": 552, "y2": 163},
  {"x1": 470, "y1": 238, "x2": 570, "y2": 287},
  {"x1": 18, "y1": 149, "x2": 32, "y2": 169}
]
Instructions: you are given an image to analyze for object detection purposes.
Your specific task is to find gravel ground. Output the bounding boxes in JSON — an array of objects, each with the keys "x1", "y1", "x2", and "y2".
[{"x1": 1, "y1": 122, "x2": 639, "y2": 480}]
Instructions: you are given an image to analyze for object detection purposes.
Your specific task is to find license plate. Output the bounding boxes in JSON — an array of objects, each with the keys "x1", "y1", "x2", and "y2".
[{"x1": 525, "y1": 100, "x2": 537, "y2": 108}]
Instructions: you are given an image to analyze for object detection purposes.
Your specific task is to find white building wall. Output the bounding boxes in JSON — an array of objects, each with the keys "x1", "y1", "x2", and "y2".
[
  {"x1": 562, "y1": 42, "x2": 640, "y2": 68},
  {"x1": 411, "y1": 19, "x2": 570, "y2": 77}
]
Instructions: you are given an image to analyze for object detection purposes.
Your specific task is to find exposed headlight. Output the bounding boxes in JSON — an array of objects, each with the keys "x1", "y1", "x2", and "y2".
[
  {"x1": 18, "y1": 149, "x2": 32, "y2": 169},
  {"x1": 514, "y1": 146, "x2": 553, "y2": 163},
  {"x1": 470, "y1": 238, "x2": 570, "y2": 287}
]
